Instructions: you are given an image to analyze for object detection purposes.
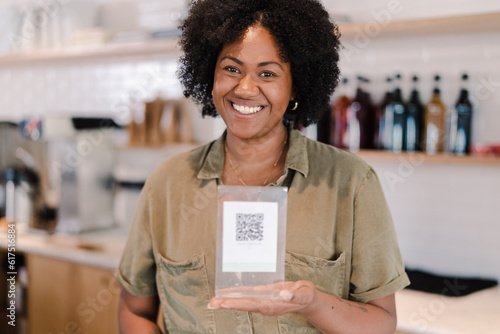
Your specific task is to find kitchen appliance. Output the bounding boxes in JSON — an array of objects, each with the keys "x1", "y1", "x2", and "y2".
[
  {"x1": 0, "y1": 121, "x2": 56, "y2": 231},
  {"x1": 1, "y1": 166, "x2": 45, "y2": 231},
  {"x1": 0, "y1": 121, "x2": 23, "y2": 172},
  {"x1": 43, "y1": 115, "x2": 119, "y2": 233},
  {"x1": 0, "y1": 122, "x2": 19, "y2": 220}
]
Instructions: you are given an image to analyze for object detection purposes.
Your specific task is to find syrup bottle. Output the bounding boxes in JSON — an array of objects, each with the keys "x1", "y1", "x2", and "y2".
[
  {"x1": 454, "y1": 73, "x2": 473, "y2": 155},
  {"x1": 375, "y1": 77, "x2": 393, "y2": 150},
  {"x1": 360, "y1": 77, "x2": 376, "y2": 149},
  {"x1": 389, "y1": 73, "x2": 407, "y2": 153},
  {"x1": 331, "y1": 77, "x2": 351, "y2": 148},
  {"x1": 346, "y1": 76, "x2": 374, "y2": 151},
  {"x1": 405, "y1": 75, "x2": 425, "y2": 152},
  {"x1": 317, "y1": 102, "x2": 332, "y2": 145},
  {"x1": 424, "y1": 75, "x2": 446, "y2": 155}
]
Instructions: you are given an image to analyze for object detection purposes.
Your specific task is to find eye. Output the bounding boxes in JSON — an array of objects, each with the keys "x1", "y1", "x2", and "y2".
[
  {"x1": 260, "y1": 71, "x2": 276, "y2": 78},
  {"x1": 224, "y1": 66, "x2": 240, "y2": 74}
]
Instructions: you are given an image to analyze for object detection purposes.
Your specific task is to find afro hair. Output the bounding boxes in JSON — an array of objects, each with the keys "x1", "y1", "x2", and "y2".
[{"x1": 178, "y1": 0, "x2": 341, "y2": 128}]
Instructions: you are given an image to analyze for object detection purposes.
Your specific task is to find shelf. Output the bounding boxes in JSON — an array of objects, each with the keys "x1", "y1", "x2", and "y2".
[
  {"x1": 339, "y1": 12, "x2": 500, "y2": 39},
  {"x1": 355, "y1": 150, "x2": 500, "y2": 166},
  {"x1": 114, "y1": 142, "x2": 200, "y2": 152},
  {"x1": 1, "y1": 12, "x2": 499, "y2": 64},
  {"x1": 0, "y1": 38, "x2": 180, "y2": 65}
]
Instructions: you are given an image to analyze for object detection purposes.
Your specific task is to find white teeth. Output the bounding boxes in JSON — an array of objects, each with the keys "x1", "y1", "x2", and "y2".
[{"x1": 232, "y1": 103, "x2": 262, "y2": 114}]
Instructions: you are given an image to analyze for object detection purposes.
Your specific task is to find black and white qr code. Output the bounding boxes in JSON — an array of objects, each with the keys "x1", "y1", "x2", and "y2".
[{"x1": 236, "y1": 213, "x2": 264, "y2": 242}]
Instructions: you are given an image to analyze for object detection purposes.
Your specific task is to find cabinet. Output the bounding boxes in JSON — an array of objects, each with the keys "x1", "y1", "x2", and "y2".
[
  {"x1": 0, "y1": 250, "x2": 27, "y2": 334},
  {"x1": 26, "y1": 254, "x2": 120, "y2": 334}
]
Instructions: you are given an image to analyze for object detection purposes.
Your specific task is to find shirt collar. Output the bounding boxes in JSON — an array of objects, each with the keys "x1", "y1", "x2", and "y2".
[{"x1": 197, "y1": 127, "x2": 309, "y2": 181}]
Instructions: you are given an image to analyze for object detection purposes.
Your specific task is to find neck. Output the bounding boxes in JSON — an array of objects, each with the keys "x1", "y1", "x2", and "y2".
[{"x1": 224, "y1": 125, "x2": 289, "y2": 186}]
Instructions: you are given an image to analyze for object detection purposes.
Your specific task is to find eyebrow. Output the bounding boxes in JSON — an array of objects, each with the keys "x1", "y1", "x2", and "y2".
[{"x1": 220, "y1": 56, "x2": 284, "y2": 70}]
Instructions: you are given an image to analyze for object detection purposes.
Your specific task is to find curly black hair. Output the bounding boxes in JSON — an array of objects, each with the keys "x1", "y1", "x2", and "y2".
[{"x1": 178, "y1": 0, "x2": 341, "y2": 128}]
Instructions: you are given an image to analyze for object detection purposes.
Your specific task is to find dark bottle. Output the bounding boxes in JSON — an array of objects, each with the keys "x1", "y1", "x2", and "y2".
[
  {"x1": 454, "y1": 73, "x2": 473, "y2": 155},
  {"x1": 360, "y1": 77, "x2": 376, "y2": 149},
  {"x1": 425, "y1": 75, "x2": 446, "y2": 155},
  {"x1": 346, "y1": 76, "x2": 375, "y2": 151},
  {"x1": 375, "y1": 77, "x2": 393, "y2": 149},
  {"x1": 331, "y1": 77, "x2": 351, "y2": 148},
  {"x1": 381, "y1": 76, "x2": 396, "y2": 151},
  {"x1": 405, "y1": 75, "x2": 425, "y2": 152},
  {"x1": 317, "y1": 102, "x2": 332, "y2": 145},
  {"x1": 389, "y1": 73, "x2": 407, "y2": 153}
]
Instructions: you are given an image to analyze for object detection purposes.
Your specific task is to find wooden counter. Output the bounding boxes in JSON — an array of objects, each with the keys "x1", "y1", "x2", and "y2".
[{"x1": 0, "y1": 226, "x2": 127, "y2": 334}]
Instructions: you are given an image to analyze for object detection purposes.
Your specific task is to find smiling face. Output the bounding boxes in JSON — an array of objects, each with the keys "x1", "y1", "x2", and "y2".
[{"x1": 213, "y1": 25, "x2": 293, "y2": 141}]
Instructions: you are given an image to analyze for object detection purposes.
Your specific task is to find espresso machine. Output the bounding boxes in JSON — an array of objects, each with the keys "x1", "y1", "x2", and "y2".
[
  {"x1": 0, "y1": 120, "x2": 55, "y2": 231},
  {"x1": 1, "y1": 116, "x2": 118, "y2": 233},
  {"x1": 42, "y1": 115, "x2": 118, "y2": 233},
  {"x1": 0, "y1": 122, "x2": 22, "y2": 222}
]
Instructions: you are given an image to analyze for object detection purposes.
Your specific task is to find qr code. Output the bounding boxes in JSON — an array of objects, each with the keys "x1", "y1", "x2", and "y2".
[{"x1": 236, "y1": 213, "x2": 264, "y2": 242}]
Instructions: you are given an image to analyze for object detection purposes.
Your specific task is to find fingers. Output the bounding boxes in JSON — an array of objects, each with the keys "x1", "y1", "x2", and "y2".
[
  {"x1": 208, "y1": 296, "x2": 283, "y2": 316},
  {"x1": 207, "y1": 280, "x2": 317, "y2": 317}
]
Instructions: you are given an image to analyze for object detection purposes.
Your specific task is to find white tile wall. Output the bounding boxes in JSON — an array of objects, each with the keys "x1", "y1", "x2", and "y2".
[
  {"x1": 365, "y1": 157, "x2": 500, "y2": 282},
  {"x1": 0, "y1": 55, "x2": 183, "y2": 119}
]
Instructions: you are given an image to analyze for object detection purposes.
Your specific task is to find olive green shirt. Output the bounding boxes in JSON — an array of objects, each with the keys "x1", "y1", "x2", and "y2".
[{"x1": 116, "y1": 128, "x2": 410, "y2": 333}]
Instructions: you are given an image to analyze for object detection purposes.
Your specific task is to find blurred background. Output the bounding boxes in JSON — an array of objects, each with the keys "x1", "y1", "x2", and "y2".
[{"x1": 0, "y1": 0, "x2": 499, "y2": 333}]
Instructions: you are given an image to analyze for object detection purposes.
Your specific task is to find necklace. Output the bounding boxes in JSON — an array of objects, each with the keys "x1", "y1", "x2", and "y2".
[{"x1": 225, "y1": 131, "x2": 288, "y2": 186}]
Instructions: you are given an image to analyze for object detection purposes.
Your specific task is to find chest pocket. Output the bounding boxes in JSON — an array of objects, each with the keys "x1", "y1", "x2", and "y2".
[
  {"x1": 278, "y1": 251, "x2": 346, "y2": 333},
  {"x1": 156, "y1": 253, "x2": 216, "y2": 334}
]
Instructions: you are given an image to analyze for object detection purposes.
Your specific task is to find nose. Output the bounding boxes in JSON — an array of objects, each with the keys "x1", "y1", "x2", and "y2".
[{"x1": 234, "y1": 74, "x2": 259, "y2": 98}]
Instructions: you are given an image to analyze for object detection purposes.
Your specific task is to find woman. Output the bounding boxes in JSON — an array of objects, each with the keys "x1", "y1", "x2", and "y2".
[{"x1": 116, "y1": 0, "x2": 410, "y2": 333}]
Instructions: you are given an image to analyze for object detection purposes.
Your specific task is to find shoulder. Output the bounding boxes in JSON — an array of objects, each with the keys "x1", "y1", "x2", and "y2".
[
  {"x1": 146, "y1": 141, "x2": 214, "y2": 186},
  {"x1": 301, "y1": 134, "x2": 372, "y2": 179}
]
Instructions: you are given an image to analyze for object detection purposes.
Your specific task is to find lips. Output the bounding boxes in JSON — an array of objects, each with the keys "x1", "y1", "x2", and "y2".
[{"x1": 230, "y1": 102, "x2": 264, "y2": 114}]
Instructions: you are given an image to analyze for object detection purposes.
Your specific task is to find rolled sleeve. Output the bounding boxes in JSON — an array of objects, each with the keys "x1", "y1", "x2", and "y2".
[
  {"x1": 349, "y1": 169, "x2": 410, "y2": 303},
  {"x1": 115, "y1": 181, "x2": 158, "y2": 297}
]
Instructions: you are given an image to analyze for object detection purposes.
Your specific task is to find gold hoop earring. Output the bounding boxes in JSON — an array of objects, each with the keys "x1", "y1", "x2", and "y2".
[{"x1": 290, "y1": 101, "x2": 298, "y2": 111}]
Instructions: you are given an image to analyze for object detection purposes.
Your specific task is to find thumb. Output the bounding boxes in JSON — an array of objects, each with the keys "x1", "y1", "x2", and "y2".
[{"x1": 279, "y1": 280, "x2": 315, "y2": 305}]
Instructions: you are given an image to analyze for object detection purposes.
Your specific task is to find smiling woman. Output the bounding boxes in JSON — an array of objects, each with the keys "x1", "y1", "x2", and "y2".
[
  {"x1": 212, "y1": 25, "x2": 293, "y2": 185},
  {"x1": 116, "y1": 1, "x2": 410, "y2": 333}
]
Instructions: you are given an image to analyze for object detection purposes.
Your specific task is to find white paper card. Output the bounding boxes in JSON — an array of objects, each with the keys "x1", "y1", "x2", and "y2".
[
  {"x1": 215, "y1": 185, "x2": 287, "y2": 298},
  {"x1": 222, "y1": 201, "x2": 278, "y2": 272}
]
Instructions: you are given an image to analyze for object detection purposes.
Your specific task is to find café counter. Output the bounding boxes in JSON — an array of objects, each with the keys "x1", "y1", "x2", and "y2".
[
  {"x1": 0, "y1": 226, "x2": 127, "y2": 334},
  {"x1": 1, "y1": 226, "x2": 498, "y2": 334}
]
